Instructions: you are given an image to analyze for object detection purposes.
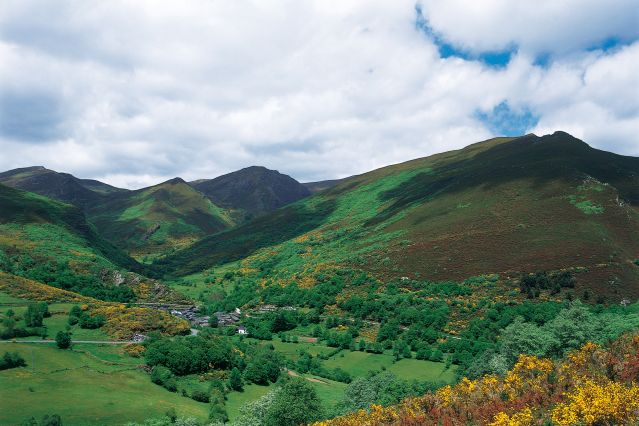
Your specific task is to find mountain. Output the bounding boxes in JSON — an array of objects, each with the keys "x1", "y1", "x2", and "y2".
[
  {"x1": 0, "y1": 166, "x2": 126, "y2": 209},
  {"x1": 303, "y1": 178, "x2": 345, "y2": 193},
  {"x1": 190, "y1": 166, "x2": 311, "y2": 221},
  {"x1": 86, "y1": 177, "x2": 234, "y2": 260},
  {"x1": 0, "y1": 180, "x2": 142, "y2": 298},
  {"x1": 155, "y1": 132, "x2": 639, "y2": 298}
]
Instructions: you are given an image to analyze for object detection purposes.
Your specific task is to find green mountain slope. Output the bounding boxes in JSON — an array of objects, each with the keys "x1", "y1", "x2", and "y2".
[
  {"x1": 0, "y1": 183, "x2": 146, "y2": 301},
  {"x1": 87, "y1": 178, "x2": 235, "y2": 260},
  {"x1": 155, "y1": 132, "x2": 639, "y2": 298},
  {"x1": 0, "y1": 166, "x2": 126, "y2": 209},
  {"x1": 0, "y1": 183, "x2": 138, "y2": 271}
]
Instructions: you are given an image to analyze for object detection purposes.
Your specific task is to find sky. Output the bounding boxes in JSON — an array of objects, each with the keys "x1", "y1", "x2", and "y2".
[{"x1": 0, "y1": 1, "x2": 638, "y2": 189}]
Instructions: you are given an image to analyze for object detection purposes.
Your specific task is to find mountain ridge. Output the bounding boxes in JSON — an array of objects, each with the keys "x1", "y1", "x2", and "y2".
[{"x1": 154, "y1": 132, "x2": 639, "y2": 298}]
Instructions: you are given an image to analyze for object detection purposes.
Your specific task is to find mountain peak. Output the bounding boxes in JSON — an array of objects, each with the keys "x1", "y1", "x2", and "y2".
[
  {"x1": 191, "y1": 166, "x2": 310, "y2": 219},
  {"x1": 161, "y1": 177, "x2": 187, "y2": 185}
]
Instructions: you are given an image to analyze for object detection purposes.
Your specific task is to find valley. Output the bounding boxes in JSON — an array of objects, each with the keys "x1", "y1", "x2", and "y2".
[{"x1": 0, "y1": 132, "x2": 638, "y2": 425}]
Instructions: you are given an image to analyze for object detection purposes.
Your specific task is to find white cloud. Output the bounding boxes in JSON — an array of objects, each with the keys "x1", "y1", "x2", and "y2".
[
  {"x1": 0, "y1": 1, "x2": 637, "y2": 188},
  {"x1": 418, "y1": 0, "x2": 639, "y2": 55}
]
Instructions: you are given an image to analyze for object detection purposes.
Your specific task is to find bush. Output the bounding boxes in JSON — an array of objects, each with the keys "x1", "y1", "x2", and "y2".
[
  {"x1": 228, "y1": 367, "x2": 243, "y2": 391},
  {"x1": 266, "y1": 378, "x2": 323, "y2": 426},
  {"x1": 0, "y1": 351, "x2": 26, "y2": 370},
  {"x1": 79, "y1": 314, "x2": 106, "y2": 329},
  {"x1": 55, "y1": 331, "x2": 71, "y2": 349},
  {"x1": 191, "y1": 390, "x2": 210, "y2": 403},
  {"x1": 150, "y1": 365, "x2": 177, "y2": 392}
]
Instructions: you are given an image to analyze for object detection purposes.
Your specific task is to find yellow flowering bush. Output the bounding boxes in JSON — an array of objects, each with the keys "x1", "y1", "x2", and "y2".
[
  {"x1": 315, "y1": 333, "x2": 639, "y2": 426},
  {"x1": 489, "y1": 407, "x2": 534, "y2": 426},
  {"x1": 550, "y1": 379, "x2": 639, "y2": 425}
]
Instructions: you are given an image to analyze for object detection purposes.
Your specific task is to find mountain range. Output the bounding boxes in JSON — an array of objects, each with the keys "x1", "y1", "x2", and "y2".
[{"x1": 1, "y1": 130, "x2": 638, "y2": 296}]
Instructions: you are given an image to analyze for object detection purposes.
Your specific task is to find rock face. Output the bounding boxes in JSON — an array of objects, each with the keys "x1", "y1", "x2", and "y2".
[{"x1": 191, "y1": 166, "x2": 311, "y2": 220}]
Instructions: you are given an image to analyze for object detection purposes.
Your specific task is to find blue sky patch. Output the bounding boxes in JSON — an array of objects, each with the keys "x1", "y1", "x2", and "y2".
[
  {"x1": 414, "y1": 4, "x2": 515, "y2": 68},
  {"x1": 475, "y1": 101, "x2": 540, "y2": 136}
]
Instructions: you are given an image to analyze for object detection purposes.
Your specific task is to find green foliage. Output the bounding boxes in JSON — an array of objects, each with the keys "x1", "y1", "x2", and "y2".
[
  {"x1": 191, "y1": 389, "x2": 210, "y2": 403},
  {"x1": 145, "y1": 336, "x2": 238, "y2": 376},
  {"x1": 244, "y1": 349, "x2": 282, "y2": 385},
  {"x1": 0, "y1": 351, "x2": 27, "y2": 370},
  {"x1": 150, "y1": 366, "x2": 177, "y2": 392},
  {"x1": 78, "y1": 313, "x2": 106, "y2": 329},
  {"x1": 228, "y1": 367, "x2": 244, "y2": 392},
  {"x1": 21, "y1": 414, "x2": 63, "y2": 426},
  {"x1": 468, "y1": 301, "x2": 639, "y2": 377},
  {"x1": 519, "y1": 271, "x2": 575, "y2": 298},
  {"x1": 335, "y1": 372, "x2": 440, "y2": 415},
  {"x1": 55, "y1": 331, "x2": 71, "y2": 349},
  {"x1": 266, "y1": 378, "x2": 324, "y2": 426},
  {"x1": 568, "y1": 195, "x2": 604, "y2": 214},
  {"x1": 25, "y1": 302, "x2": 49, "y2": 327}
]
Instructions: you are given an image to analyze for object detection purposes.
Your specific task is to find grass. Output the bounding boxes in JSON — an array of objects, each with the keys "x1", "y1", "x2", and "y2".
[
  {"x1": 322, "y1": 350, "x2": 456, "y2": 382},
  {"x1": 0, "y1": 343, "x2": 209, "y2": 425},
  {"x1": 0, "y1": 291, "x2": 29, "y2": 304},
  {"x1": 226, "y1": 383, "x2": 273, "y2": 421},
  {"x1": 269, "y1": 340, "x2": 334, "y2": 359},
  {"x1": 87, "y1": 180, "x2": 234, "y2": 259},
  {"x1": 1, "y1": 302, "x2": 111, "y2": 342},
  {"x1": 568, "y1": 195, "x2": 604, "y2": 215},
  {"x1": 386, "y1": 358, "x2": 457, "y2": 382}
]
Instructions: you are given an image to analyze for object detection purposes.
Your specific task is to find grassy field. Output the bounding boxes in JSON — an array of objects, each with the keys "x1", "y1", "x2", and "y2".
[
  {"x1": 225, "y1": 383, "x2": 273, "y2": 421},
  {"x1": 0, "y1": 343, "x2": 209, "y2": 425},
  {"x1": 322, "y1": 349, "x2": 457, "y2": 382},
  {"x1": 0, "y1": 291, "x2": 29, "y2": 304},
  {"x1": 0, "y1": 302, "x2": 112, "y2": 342}
]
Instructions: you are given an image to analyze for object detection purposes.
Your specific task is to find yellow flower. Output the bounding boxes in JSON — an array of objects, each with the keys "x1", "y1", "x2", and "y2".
[
  {"x1": 489, "y1": 407, "x2": 534, "y2": 426},
  {"x1": 551, "y1": 379, "x2": 639, "y2": 425}
]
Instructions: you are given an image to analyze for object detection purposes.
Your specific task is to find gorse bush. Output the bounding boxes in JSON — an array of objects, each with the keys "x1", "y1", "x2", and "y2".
[{"x1": 314, "y1": 333, "x2": 639, "y2": 426}]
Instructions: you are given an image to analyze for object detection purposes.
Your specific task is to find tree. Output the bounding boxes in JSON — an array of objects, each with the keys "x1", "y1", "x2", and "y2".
[
  {"x1": 498, "y1": 317, "x2": 557, "y2": 364},
  {"x1": 208, "y1": 390, "x2": 228, "y2": 423},
  {"x1": 25, "y1": 303, "x2": 45, "y2": 327},
  {"x1": 547, "y1": 301, "x2": 596, "y2": 356},
  {"x1": 55, "y1": 331, "x2": 71, "y2": 349},
  {"x1": 266, "y1": 379, "x2": 323, "y2": 426},
  {"x1": 430, "y1": 349, "x2": 444, "y2": 362},
  {"x1": 228, "y1": 367, "x2": 243, "y2": 391},
  {"x1": 358, "y1": 339, "x2": 367, "y2": 351}
]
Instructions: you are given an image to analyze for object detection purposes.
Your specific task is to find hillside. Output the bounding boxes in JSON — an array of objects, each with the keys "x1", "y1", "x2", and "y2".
[
  {"x1": 303, "y1": 179, "x2": 345, "y2": 194},
  {"x1": 156, "y1": 132, "x2": 639, "y2": 298},
  {"x1": 191, "y1": 166, "x2": 311, "y2": 221},
  {"x1": 0, "y1": 183, "x2": 149, "y2": 303},
  {"x1": 87, "y1": 178, "x2": 235, "y2": 260},
  {"x1": 0, "y1": 183, "x2": 138, "y2": 272},
  {"x1": 0, "y1": 166, "x2": 126, "y2": 209}
]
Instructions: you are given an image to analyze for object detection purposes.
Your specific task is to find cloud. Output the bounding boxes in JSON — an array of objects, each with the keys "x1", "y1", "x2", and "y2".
[{"x1": 0, "y1": 1, "x2": 637, "y2": 188}]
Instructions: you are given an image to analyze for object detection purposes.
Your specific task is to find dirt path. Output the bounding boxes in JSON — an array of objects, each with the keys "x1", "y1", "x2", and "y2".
[{"x1": 285, "y1": 368, "x2": 327, "y2": 384}]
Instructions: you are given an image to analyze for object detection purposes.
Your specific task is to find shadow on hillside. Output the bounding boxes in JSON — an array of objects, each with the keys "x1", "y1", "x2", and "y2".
[
  {"x1": 365, "y1": 132, "x2": 639, "y2": 227},
  {"x1": 151, "y1": 198, "x2": 337, "y2": 277}
]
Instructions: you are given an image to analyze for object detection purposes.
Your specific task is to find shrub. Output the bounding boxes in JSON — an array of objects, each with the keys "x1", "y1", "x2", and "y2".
[
  {"x1": 191, "y1": 389, "x2": 210, "y2": 403},
  {"x1": 55, "y1": 331, "x2": 71, "y2": 349},
  {"x1": 0, "y1": 351, "x2": 26, "y2": 370},
  {"x1": 79, "y1": 313, "x2": 106, "y2": 329}
]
